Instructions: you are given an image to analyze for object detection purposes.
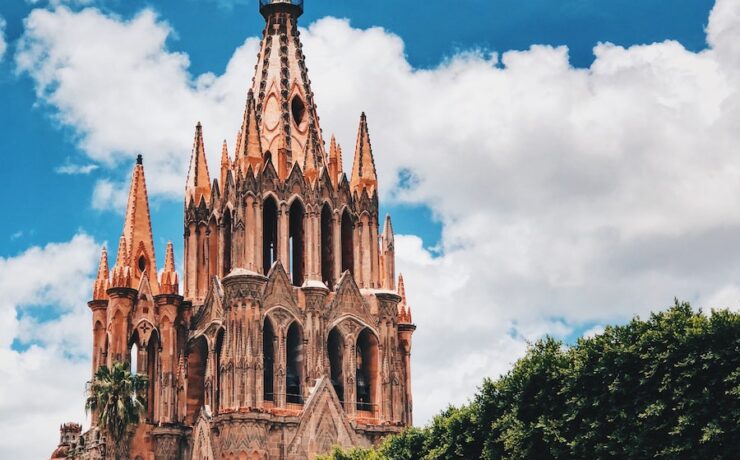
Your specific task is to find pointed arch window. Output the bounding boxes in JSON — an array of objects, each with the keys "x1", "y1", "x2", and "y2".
[
  {"x1": 341, "y1": 210, "x2": 354, "y2": 275},
  {"x1": 356, "y1": 328, "x2": 379, "y2": 413},
  {"x1": 320, "y1": 203, "x2": 334, "y2": 287},
  {"x1": 288, "y1": 200, "x2": 305, "y2": 286},
  {"x1": 263, "y1": 318, "x2": 276, "y2": 402},
  {"x1": 186, "y1": 336, "x2": 208, "y2": 424},
  {"x1": 222, "y1": 210, "x2": 233, "y2": 276},
  {"x1": 263, "y1": 197, "x2": 278, "y2": 275},
  {"x1": 285, "y1": 322, "x2": 304, "y2": 404},
  {"x1": 327, "y1": 327, "x2": 345, "y2": 405}
]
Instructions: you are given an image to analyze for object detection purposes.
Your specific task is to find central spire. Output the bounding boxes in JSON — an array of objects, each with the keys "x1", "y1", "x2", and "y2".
[
  {"x1": 259, "y1": 0, "x2": 304, "y2": 19},
  {"x1": 250, "y1": 0, "x2": 324, "y2": 173}
]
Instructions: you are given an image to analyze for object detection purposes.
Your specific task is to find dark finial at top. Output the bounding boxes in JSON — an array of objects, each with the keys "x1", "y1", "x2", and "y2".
[
  {"x1": 136, "y1": 154, "x2": 143, "y2": 165},
  {"x1": 259, "y1": 0, "x2": 304, "y2": 18}
]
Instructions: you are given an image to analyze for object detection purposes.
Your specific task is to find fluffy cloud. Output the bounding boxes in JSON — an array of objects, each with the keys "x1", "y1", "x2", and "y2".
[
  {"x1": 12, "y1": 0, "x2": 740, "y2": 435},
  {"x1": 0, "y1": 234, "x2": 100, "y2": 459}
]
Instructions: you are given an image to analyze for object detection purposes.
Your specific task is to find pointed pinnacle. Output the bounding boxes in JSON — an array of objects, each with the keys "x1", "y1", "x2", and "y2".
[
  {"x1": 398, "y1": 273, "x2": 407, "y2": 304},
  {"x1": 114, "y1": 234, "x2": 128, "y2": 267},
  {"x1": 164, "y1": 241, "x2": 176, "y2": 272},
  {"x1": 97, "y1": 246, "x2": 109, "y2": 280},
  {"x1": 186, "y1": 122, "x2": 212, "y2": 206}
]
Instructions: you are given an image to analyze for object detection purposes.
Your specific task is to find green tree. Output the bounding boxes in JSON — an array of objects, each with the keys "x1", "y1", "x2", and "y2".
[
  {"x1": 325, "y1": 301, "x2": 740, "y2": 460},
  {"x1": 85, "y1": 361, "x2": 148, "y2": 460}
]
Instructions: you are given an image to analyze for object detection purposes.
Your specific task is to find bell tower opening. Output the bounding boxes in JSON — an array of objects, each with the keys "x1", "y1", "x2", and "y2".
[
  {"x1": 263, "y1": 197, "x2": 278, "y2": 274},
  {"x1": 289, "y1": 200, "x2": 305, "y2": 286},
  {"x1": 285, "y1": 321, "x2": 304, "y2": 404},
  {"x1": 341, "y1": 210, "x2": 354, "y2": 275},
  {"x1": 356, "y1": 328, "x2": 378, "y2": 413},
  {"x1": 327, "y1": 327, "x2": 345, "y2": 405},
  {"x1": 263, "y1": 318, "x2": 276, "y2": 402},
  {"x1": 186, "y1": 336, "x2": 208, "y2": 424},
  {"x1": 222, "y1": 210, "x2": 233, "y2": 276},
  {"x1": 321, "y1": 203, "x2": 334, "y2": 287}
]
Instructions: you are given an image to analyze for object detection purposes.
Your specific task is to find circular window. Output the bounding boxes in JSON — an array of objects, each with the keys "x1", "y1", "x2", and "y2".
[
  {"x1": 138, "y1": 256, "x2": 147, "y2": 273},
  {"x1": 291, "y1": 96, "x2": 306, "y2": 126}
]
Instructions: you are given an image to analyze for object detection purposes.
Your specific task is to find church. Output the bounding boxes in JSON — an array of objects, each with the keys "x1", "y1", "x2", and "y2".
[{"x1": 49, "y1": 1, "x2": 416, "y2": 458}]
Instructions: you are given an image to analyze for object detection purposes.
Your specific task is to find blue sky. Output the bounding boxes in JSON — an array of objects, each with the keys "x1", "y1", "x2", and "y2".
[
  {"x1": 0, "y1": 0, "x2": 714, "y2": 261},
  {"x1": 4, "y1": 0, "x2": 740, "y2": 458}
]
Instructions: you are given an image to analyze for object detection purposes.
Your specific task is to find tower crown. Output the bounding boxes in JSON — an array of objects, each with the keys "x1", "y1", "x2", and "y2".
[{"x1": 259, "y1": 0, "x2": 303, "y2": 18}]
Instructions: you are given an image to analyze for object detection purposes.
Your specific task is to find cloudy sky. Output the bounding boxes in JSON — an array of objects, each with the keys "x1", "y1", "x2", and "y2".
[{"x1": 2, "y1": 0, "x2": 739, "y2": 457}]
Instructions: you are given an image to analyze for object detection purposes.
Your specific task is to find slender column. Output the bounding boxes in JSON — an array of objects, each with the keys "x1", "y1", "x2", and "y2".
[
  {"x1": 245, "y1": 197, "x2": 255, "y2": 271},
  {"x1": 256, "y1": 200, "x2": 264, "y2": 274}
]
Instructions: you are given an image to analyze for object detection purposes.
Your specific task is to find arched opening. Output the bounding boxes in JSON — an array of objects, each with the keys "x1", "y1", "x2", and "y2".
[
  {"x1": 222, "y1": 210, "x2": 233, "y2": 276},
  {"x1": 186, "y1": 336, "x2": 208, "y2": 424},
  {"x1": 214, "y1": 329, "x2": 224, "y2": 413},
  {"x1": 145, "y1": 332, "x2": 160, "y2": 422},
  {"x1": 291, "y1": 96, "x2": 306, "y2": 127},
  {"x1": 327, "y1": 327, "x2": 345, "y2": 405},
  {"x1": 341, "y1": 210, "x2": 354, "y2": 275},
  {"x1": 263, "y1": 197, "x2": 278, "y2": 275},
  {"x1": 356, "y1": 328, "x2": 379, "y2": 413},
  {"x1": 130, "y1": 341, "x2": 139, "y2": 375},
  {"x1": 288, "y1": 200, "x2": 305, "y2": 286},
  {"x1": 208, "y1": 218, "x2": 218, "y2": 278},
  {"x1": 320, "y1": 203, "x2": 334, "y2": 287},
  {"x1": 263, "y1": 318, "x2": 276, "y2": 402},
  {"x1": 286, "y1": 322, "x2": 304, "y2": 404}
]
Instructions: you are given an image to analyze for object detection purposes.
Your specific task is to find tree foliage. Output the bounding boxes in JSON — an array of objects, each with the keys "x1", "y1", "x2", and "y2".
[
  {"x1": 322, "y1": 302, "x2": 740, "y2": 459},
  {"x1": 85, "y1": 361, "x2": 148, "y2": 459}
]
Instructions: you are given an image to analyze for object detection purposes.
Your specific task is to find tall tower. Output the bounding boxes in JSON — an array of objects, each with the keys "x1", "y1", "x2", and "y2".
[{"x1": 53, "y1": 2, "x2": 415, "y2": 459}]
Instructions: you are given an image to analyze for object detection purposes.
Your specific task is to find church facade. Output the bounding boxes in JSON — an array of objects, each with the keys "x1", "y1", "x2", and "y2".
[{"x1": 50, "y1": 1, "x2": 416, "y2": 459}]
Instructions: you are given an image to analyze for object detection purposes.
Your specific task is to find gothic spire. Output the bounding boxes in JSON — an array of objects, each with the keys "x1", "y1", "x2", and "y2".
[
  {"x1": 110, "y1": 235, "x2": 132, "y2": 289},
  {"x1": 236, "y1": 91, "x2": 263, "y2": 173},
  {"x1": 350, "y1": 112, "x2": 378, "y2": 195},
  {"x1": 250, "y1": 0, "x2": 325, "y2": 173},
  {"x1": 328, "y1": 134, "x2": 340, "y2": 185},
  {"x1": 303, "y1": 127, "x2": 320, "y2": 182},
  {"x1": 397, "y1": 274, "x2": 412, "y2": 324},
  {"x1": 92, "y1": 246, "x2": 109, "y2": 300},
  {"x1": 186, "y1": 122, "x2": 212, "y2": 206},
  {"x1": 159, "y1": 241, "x2": 179, "y2": 295},
  {"x1": 220, "y1": 140, "x2": 230, "y2": 193},
  {"x1": 122, "y1": 156, "x2": 158, "y2": 293},
  {"x1": 383, "y1": 214, "x2": 394, "y2": 250}
]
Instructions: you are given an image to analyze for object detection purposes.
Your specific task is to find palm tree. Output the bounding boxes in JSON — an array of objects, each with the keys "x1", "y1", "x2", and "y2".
[{"x1": 85, "y1": 361, "x2": 148, "y2": 460}]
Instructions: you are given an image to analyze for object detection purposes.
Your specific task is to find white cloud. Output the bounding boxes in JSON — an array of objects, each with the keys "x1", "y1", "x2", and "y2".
[
  {"x1": 55, "y1": 163, "x2": 99, "y2": 175},
  {"x1": 0, "y1": 17, "x2": 7, "y2": 61},
  {"x1": 12, "y1": 0, "x2": 740, "y2": 433},
  {"x1": 0, "y1": 234, "x2": 100, "y2": 459}
]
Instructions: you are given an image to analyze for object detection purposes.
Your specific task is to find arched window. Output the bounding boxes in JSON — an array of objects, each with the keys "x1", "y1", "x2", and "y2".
[
  {"x1": 327, "y1": 327, "x2": 345, "y2": 404},
  {"x1": 222, "y1": 210, "x2": 233, "y2": 276},
  {"x1": 356, "y1": 328, "x2": 379, "y2": 413},
  {"x1": 146, "y1": 332, "x2": 160, "y2": 422},
  {"x1": 186, "y1": 337, "x2": 208, "y2": 424},
  {"x1": 263, "y1": 197, "x2": 278, "y2": 275},
  {"x1": 130, "y1": 341, "x2": 139, "y2": 375},
  {"x1": 320, "y1": 203, "x2": 334, "y2": 287},
  {"x1": 288, "y1": 200, "x2": 305, "y2": 286},
  {"x1": 208, "y1": 218, "x2": 218, "y2": 278},
  {"x1": 263, "y1": 318, "x2": 276, "y2": 402},
  {"x1": 286, "y1": 322, "x2": 304, "y2": 404},
  {"x1": 214, "y1": 329, "x2": 224, "y2": 413},
  {"x1": 341, "y1": 210, "x2": 354, "y2": 275}
]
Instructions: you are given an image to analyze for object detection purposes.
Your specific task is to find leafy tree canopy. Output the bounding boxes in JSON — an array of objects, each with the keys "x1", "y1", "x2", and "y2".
[{"x1": 321, "y1": 301, "x2": 740, "y2": 460}]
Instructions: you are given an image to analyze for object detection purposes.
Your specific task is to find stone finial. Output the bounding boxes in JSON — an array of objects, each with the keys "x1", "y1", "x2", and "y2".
[
  {"x1": 110, "y1": 235, "x2": 132, "y2": 288},
  {"x1": 160, "y1": 241, "x2": 179, "y2": 295},
  {"x1": 350, "y1": 112, "x2": 378, "y2": 195},
  {"x1": 397, "y1": 274, "x2": 412, "y2": 324},
  {"x1": 383, "y1": 214, "x2": 394, "y2": 250},
  {"x1": 92, "y1": 246, "x2": 110, "y2": 300},
  {"x1": 186, "y1": 122, "x2": 212, "y2": 207},
  {"x1": 220, "y1": 139, "x2": 230, "y2": 191}
]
